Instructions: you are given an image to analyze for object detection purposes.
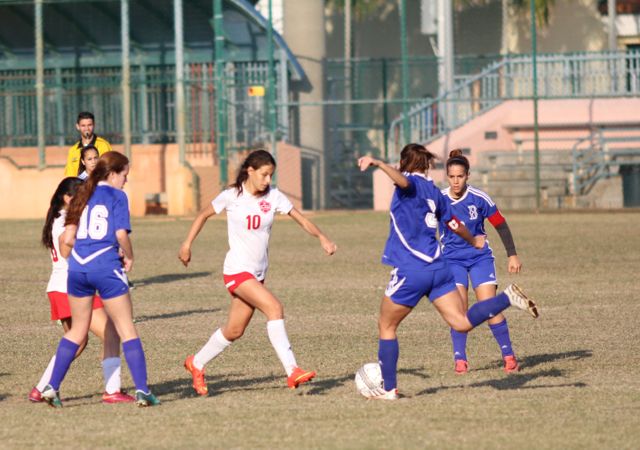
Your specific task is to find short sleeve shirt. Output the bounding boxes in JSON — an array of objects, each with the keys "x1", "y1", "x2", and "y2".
[
  {"x1": 46, "y1": 210, "x2": 69, "y2": 293},
  {"x1": 212, "y1": 187, "x2": 293, "y2": 280},
  {"x1": 68, "y1": 183, "x2": 131, "y2": 273}
]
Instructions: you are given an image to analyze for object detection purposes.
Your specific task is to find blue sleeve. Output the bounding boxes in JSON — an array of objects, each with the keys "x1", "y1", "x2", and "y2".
[
  {"x1": 113, "y1": 191, "x2": 131, "y2": 233},
  {"x1": 397, "y1": 175, "x2": 417, "y2": 198},
  {"x1": 479, "y1": 193, "x2": 498, "y2": 220}
]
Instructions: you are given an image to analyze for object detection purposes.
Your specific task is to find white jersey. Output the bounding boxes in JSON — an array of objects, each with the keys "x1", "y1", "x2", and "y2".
[
  {"x1": 46, "y1": 210, "x2": 68, "y2": 293},
  {"x1": 212, "y1": 186, "x2": 293, "y2": 280}
]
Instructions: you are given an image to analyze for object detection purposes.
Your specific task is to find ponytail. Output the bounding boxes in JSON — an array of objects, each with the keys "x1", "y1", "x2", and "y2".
[
  {"x1": 446, "y1": 148, "x2": 470, "y2": 174},
  {"x1": 42, "y1": 177, "x2": 83, "y2": 249}
]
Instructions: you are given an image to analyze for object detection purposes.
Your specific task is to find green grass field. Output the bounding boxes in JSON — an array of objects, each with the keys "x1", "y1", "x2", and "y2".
[{"x1": 1, "y1": 211, "x2": 639, "y2": 449}]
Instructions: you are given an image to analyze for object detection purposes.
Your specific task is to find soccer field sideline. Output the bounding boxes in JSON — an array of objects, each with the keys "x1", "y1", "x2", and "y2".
[{"x1": 0, "y1": 211, "x2": 638, "y2": 449}]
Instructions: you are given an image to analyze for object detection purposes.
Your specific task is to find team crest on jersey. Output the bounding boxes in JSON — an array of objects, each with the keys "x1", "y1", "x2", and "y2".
[
  {"x1": 259, "y1": 199, "x2": 271, "y2": 213},
  {"x1": 468, "y1": 205, "x2": 478, "y2": 220}
]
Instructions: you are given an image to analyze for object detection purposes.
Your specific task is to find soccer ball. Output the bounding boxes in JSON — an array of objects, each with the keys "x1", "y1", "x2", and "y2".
[{"x1": 355, "y1": 362, "x2": 383, "y2": 398}]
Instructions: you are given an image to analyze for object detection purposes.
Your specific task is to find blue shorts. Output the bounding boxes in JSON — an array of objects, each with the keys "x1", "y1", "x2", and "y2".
[
  {"x1": 448, "y1": 257, "x2": 497, "y2": 290},
  {"x1": 68, "y1": 268, "x2": 130, "y2": 300},
  {"x1": 384, "y1": 265, "x2": 457, "y2": 307}
]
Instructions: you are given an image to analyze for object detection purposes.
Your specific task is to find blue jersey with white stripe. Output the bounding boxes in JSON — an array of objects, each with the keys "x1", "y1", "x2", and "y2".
[
  {"x1": 68, "y1": 183, "x2": 131, "y2": 273},
  {"x1": 440, "y1": 185, "x2": 496, "y2": 262},
  {"x1": 382, "y1": 174, "x2": 453, "y2": 271}
]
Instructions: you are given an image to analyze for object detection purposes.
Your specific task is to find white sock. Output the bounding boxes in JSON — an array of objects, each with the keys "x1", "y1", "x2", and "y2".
[
  {"x1": 102, "y1": 357, "x2": 122, "y2": 394},
  {"x1": 36, "y1": 355, "x2": 56, "y2": 392},
  {"x1": 267, "y1": 319, "x2": 297, "y2": 376},
  {"x1": 193, "y1": 328, "x2": 232, "y2": 370}
]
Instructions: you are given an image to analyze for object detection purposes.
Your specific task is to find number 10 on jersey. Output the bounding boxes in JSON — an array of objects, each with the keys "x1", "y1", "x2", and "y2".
[{"x1": 246, "y1": 215, "x2": 261, "y2": 230}]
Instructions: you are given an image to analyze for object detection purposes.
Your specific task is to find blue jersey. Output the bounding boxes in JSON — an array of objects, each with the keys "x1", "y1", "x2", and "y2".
[
  {"x1": 440, "y1": 185, "x2": 497, "y2": 263},
  {"x1": 69, "y1": 183, "x2": 131, "y2": 273},
  {"x1": 382, "y1": 174, "x2": 454, "y2": 271}
]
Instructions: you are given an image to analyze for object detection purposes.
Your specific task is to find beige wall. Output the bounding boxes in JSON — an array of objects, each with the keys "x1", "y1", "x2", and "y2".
[
  {"x1": 505, "y1": 0, "x2": 608, "y2": 53},
  {"x1": 0, "y1": 142, "x2": 302, "y2": 219}
]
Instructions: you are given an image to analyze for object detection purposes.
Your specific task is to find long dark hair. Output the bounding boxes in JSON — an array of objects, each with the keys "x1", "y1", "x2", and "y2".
[
  {"x1": 66, "y1": 151, "x2": 129, "y2": 226},
  {"x1": 42, "y1": 177, "x2": 84, "y2": 249},
  {"x1": 399, "y1": 143, "x2": 437, "y2": 173},
  {"x1": 446, "y1": 148, "x2": 470, "y2": 174},
  {"x1": 232, "y1": 149, "x2": 276, "y2": 196},
  {"x1": 78, "y1": 145, "x2": 99, "y2": 176}
]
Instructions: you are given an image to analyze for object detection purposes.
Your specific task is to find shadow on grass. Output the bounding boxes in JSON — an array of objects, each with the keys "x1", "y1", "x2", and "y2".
[
  {"x1": 134, "y1": 307, "x2": 221, "y2": 323},
  {"x1": 305, "y1": 374, "x2": 352, "y2": 395},
  {"x1": 473, "y1": 349, "x2": 594, "y2": 373},
  {"x1": 416, "y1": 368, "x2": 588, "y2": 396},
  {"x1": 0, "y1": 394, "x2": 6, "y2": 402},
  {"x1": 303, "y1": 366, "x2": 430, "y2": 396},
  {"x1": 152, "y1": 373, "x2": 282, "y2": 401},
  {"x1": 132, "y1": 271, "x2": 212, "y2": 287}
]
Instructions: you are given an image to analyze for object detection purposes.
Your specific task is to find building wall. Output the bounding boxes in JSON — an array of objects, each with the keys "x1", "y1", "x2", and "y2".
[{"x1": 0, "y1": 142, "x2": 302, "y2": 219}]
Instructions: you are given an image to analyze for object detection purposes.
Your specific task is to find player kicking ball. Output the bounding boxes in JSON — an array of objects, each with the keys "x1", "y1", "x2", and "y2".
[{"x1": 358, "y1": 145, "x2": 538, "y2": 400}]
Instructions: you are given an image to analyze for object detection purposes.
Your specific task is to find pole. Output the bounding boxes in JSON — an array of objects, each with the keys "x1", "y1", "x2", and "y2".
[
  {"x1": 344, "y1": 0, "x2": 352, "y2": 147},
  {"x1": 35, "y1": 0, "x2": 45, "y2": 169},
  {"x1": 213, "y1": 0, "x2": 227, "y2": 186},
  {"x1": 267, "y1": 0, "x2": 277, "y2": 180},
  {"x1": 399, "y1": 0, "x2": 410, "y2": 145},
  {"x1": 531, "y1": 0, "x2": 540, "y2": 210},
  {"x1": 174, "y1": 0, "x2": 186, "y2": 165},
  {"x1": 608, "y1": 0, "x2": 617, "y2": 51},
  {"x1": 121, "y1": 0, "x2": 131, "y2": 159}
]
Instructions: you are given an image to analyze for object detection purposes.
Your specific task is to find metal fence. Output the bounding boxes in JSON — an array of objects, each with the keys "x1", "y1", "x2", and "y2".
[
  {"x1": 0, "y1": 59, "x2": 288, "y2": 155},
  {"x1": 388, "y1": 50, "x2": 640, "y2": 160}
]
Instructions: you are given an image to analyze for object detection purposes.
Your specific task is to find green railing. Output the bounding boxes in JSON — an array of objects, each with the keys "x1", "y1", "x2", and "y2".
[
  {"x1": 0, "y1": 59, "x2": 287, "y2": 156},
  {"x1": 572, "y1": 129, "x2": 640, "y2": 195},
  {"x1": 388, "y1": 50, "x2": 640, "y2": 160}
]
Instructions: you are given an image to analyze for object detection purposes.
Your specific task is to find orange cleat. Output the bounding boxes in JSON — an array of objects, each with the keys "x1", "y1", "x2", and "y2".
[
  {"x1": 503, "y1": 355, "x2": 520, "y2": 373},
  {"x1": 184, "y1": 355, "x2": 208, "y2": 396},
  {"x1": 287, "y1": 367, "x2": 316, "y2": 389},
  {"x1": 454, "y1": 359, "x2": 469, "y2": 374}
]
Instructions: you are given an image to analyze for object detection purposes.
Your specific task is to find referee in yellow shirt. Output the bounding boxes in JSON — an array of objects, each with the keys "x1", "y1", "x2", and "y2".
[{"x1": 63, "y1": 112, "x2": 112, "y2": 177}]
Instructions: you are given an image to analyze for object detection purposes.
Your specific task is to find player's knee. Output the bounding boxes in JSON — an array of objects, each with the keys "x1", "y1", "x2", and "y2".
[
  {"x1": 223, "y1": 325, "x2": 245, "y2": 341},
  {"x1": 450, "y1": 319, "x2": 472, "y2": 333}
]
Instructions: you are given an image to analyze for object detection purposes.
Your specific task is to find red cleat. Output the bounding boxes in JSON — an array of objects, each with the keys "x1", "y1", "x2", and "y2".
[
  {"x1": 287, "y1": 367, "x2": 316, "y2": 389},
  {"x1": 455, "y1": 359, "x2": 469, "y2": 374},
  {"x1": 102, "y1": 390, "x2": 135, "y2": 404},
  {"x1": 503, "y1": 355, "x2": 520, "y2": 373},
  {"x1": 28, "y1": 387, "x2": 42, "y2": 403},
  {"x1": 184, "y1": 355, "x2": 208, "y2": 396}
]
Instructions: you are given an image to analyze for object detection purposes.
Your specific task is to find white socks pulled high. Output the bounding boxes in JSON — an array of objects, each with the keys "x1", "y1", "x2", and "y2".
[
  {"x1": 267, "y1": 319, "x2": 297, "y2": 377},
  {"x1": 193, "y1": 328, "x2": 232, "y2": 370}
]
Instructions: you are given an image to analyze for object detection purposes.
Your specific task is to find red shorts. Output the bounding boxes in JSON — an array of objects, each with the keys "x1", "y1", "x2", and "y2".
[
  {"x1": 47, "y1": 291, "x2": 103, "y2": 321},
  {"x1": 223, "y1": 272, "x2": 262, "y2": 295}
]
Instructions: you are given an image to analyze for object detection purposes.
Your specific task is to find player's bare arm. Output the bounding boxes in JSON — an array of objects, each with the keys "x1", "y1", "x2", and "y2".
[
  {"x1": 116, "y1": 229, "x2": 134, "y2": 272},
  {"x1": 58, "y1": 224, "x2": 77, "y2": 258},
  {"x1": 357, "y1": 156, "x2": 410, "y2": 189},
  {"x1": 178, "y1": 203, "x2": 216, "y2": 267},
  {"x1": 447, "y1": 218, "x2": 485, "y2": 249},
  {"x1": 288, "y1": 207, "x2": 337, "y2": 255}
]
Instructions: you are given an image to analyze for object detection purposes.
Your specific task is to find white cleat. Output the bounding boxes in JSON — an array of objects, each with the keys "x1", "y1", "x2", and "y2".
[
  {"x1": 504, "y1": 284, "x2": 539, "y2": 318},
  {"x1": 367, "y1": 387, "x2": 399, "y2": 400}
]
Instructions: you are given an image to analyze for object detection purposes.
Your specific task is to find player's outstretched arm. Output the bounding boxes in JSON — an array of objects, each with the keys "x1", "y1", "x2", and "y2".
[
  {"x1": 58, "y1": 224, "x2": 77, "y2": 258},
  {"x1": 116, "y1": 229, "x2": 134, "y2": 272},
  {"x1": 288, "y1": 208, "x2": 337, "y2": 256},
  {"x1": 447, "y1": 218, "x2": 485, "y2": 250},
  {"x1": 357, "y1": 155, "x2": 409, "y2": 189},
  {"x1": 178, "y1": 204, "x2": 216, "y2": 267}
]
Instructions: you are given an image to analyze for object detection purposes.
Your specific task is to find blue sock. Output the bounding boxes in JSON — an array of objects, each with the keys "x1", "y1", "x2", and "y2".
[
  {"x1": 122, "y1": 338, "x2": 149, "y2": 393},
  {"x1": 450, "y1": 329, "x2": 468, "y2": 361},
  {"x1": 489, "y1": 319, "x2": 514, "y2": 357},
  {"x1": 466, "y1": 292, "x2": 510, "y2": 328},
  {"x1": 49, "y1": 337, "x2": 79, "y2": 390},
  {"x1": 378, "y1": 339, "x2": 399, "y2": 391}
]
